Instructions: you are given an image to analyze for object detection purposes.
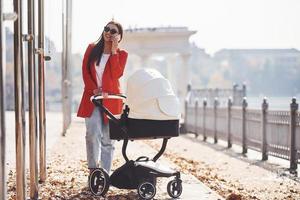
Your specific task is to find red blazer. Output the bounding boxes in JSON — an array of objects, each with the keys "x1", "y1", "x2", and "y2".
[{"x1": 77, "y1": 43, "x2": 128, "y2": 124}]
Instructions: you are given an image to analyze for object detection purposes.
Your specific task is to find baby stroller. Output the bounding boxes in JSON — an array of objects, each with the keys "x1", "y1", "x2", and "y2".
[{"x1": 88, "y1": 68, "x2": 183, "y2": 199}]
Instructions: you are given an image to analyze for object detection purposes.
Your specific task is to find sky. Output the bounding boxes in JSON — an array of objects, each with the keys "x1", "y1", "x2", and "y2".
[{"x1": 4, "y1": 0, "x2": 300, "y2": 56}]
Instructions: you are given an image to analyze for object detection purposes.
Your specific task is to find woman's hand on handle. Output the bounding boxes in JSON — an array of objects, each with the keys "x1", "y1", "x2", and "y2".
[
  {"x1": 102, "y1": 92, "x2": 109, "y2": 98},
  {"x1": 92, "y1": 91, "x2": 108, "y2": 98}
]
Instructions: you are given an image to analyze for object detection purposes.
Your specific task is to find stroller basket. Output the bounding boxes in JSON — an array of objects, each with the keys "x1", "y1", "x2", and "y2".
[
  {"x1": 109, "y1": 117, "x2": 179, "y2": 140},
  {"x1": 91, "y1": 96, "x2": 179, "y2": 140}
]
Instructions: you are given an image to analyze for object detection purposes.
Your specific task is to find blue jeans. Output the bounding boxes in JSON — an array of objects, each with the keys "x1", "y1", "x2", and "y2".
[{"x1": 85, "y1": 107, "x2": 115, "y2": 173}]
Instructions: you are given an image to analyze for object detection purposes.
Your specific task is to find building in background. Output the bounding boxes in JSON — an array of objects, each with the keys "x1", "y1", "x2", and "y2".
[{"x1": 214, "y1": 49, "x2": 300, "y2": 96}]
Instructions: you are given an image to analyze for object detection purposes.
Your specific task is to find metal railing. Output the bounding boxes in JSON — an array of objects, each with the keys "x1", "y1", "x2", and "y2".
[{"x1": 184, "y1": 93, "x2": 300, "y2": 173}]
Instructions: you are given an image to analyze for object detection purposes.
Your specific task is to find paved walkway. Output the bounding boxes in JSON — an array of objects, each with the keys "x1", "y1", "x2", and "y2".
[
  {"x1": 5, "y1": 111, "x2": 63, "y2": 167},
  {"x1": 7, "y1": 115, "x2": 223, "y2": 200},
  {"x1": 146, "y1": 135, "x2": 300, "y2": 200}
]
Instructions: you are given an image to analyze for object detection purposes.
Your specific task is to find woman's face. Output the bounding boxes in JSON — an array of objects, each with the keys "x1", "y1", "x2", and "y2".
[{"x1": 103, "y1": 23, "x2": 119, "y2": 42}]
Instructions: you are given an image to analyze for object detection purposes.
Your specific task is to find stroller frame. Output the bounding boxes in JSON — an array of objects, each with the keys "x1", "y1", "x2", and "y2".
[{"x1": 88, "y1": 94, "x2": 183, "y2": 199}]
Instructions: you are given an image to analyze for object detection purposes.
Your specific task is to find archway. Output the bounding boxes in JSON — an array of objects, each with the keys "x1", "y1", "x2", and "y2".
[{"x1": 120, "y1": 27, "x2": 196, "y2": 100}]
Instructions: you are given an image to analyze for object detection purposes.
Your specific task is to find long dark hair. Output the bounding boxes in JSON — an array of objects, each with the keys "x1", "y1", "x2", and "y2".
[{"x1": 87, "y1": 21, "x2": 124, "y2": 72}]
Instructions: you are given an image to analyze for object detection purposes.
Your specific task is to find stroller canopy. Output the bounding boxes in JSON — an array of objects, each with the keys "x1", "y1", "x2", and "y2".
[{"x1": 126, "y1": 68, "x2": 180, "y2": 120}]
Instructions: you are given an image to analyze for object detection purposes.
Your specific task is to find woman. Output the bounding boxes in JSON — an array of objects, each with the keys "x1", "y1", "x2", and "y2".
[{"x1": 77, "y1": 21, "x2": 128, "y2": 176}]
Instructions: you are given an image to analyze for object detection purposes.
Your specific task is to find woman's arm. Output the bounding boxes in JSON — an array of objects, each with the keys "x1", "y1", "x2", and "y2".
[
  {"x1": 109, "y1": 49, "x2": 128, "y2": 79},
  {"x1": 82, "y1": 44, "x2": 97, "y2": 90}
]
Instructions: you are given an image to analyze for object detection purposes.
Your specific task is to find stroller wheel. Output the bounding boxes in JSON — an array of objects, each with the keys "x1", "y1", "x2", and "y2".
[
  {"x1": 167, "y1": 179, "x2": 183, "y2": 198},
  {"x1": 137, "y1": 181, "x2": 156, "y2": 200},
  {"x1": 89, "y1": 168, "x2": 110, "y2": 196}
]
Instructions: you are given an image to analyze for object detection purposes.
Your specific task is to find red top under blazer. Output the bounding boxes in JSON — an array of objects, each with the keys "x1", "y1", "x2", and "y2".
[{"x1": 77, "y1": 43, "x2": 128, "y2": 124}]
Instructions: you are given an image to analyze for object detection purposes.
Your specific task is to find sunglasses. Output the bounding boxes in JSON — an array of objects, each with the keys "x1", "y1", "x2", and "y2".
[{"x1": 104, "y1": 26, "x2": 118, "y2": 35}]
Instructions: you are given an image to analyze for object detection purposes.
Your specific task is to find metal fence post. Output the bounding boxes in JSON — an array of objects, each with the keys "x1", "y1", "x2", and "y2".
[
  {"x1": 0, "y1": 0, "x2": 6, "y2": 198},
  {"x1": 290, "y1": 97, "x2": 298, "y2": 173},
  {"x1": 14, "y1": 0, "x2": 27, "y2": 198},
  {"x1": 187, "y1": 83, "x2": 191, "y2": 93},
  {"x1": 1, "y1": 9, "x2": 17, "y2": 200},
  {"x1": 27, "y1": 0, "x2": 39, "y2": 197},
  {"x1": 182, "y1": 99, "x2": 188, "y2": 134},
  {"x1": 195, "y1": 99, "x2": 198, "y2": 137},
  {"x1": 214, "y1": 97, "x2": 218, "y2": 143},
  {"x1": 242, "y1": 97, "x2": 248, "y2": 154},
  {"x1": 38, "y1": 0, "x2": 47, "y2": 182},
  {"x1": 232, "y1": 83, "x2": 238, "y2": 106},
  {"x1": 227, "y1": 97, "x2": 232, "y2": 148},
  {"x1": 182, "y1": 84, "x2": 192, "y2": 134},
  {"x1": 62, "y1": 0, "x2": 73, "y2": 136},
  {"x1": 203, "y1": 98, "x2": 207, "y2": 141},
  {"x1": 242, "y1": 83, "x2": 247, "y2": 98},
  {"x1": 262, "y1": 97, "x2": 268, "y2": 161}
]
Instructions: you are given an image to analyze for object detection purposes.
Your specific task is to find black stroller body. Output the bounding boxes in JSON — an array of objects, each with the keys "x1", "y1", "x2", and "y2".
[{"x1": 88, "y1": 69, "x2": 183, "y2": 199}]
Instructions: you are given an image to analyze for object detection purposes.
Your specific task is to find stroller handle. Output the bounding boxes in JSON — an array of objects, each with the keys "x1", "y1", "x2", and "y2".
[
  {"x1": 90, "y1": 93, "x2": 128, "y2": 137},
  {"x1": 90, "y1": 94, "x2": 126, "y2": 102}
]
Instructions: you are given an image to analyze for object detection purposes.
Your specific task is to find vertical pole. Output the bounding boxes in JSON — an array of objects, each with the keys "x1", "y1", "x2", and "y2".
[
  {"x1": 290, "y1": 97, "x2": 298, "y2": 173},
  {"x1": 214, "y1": 97, "x2": 218, "y2": 144},
  {"x1": 203, "y1": 98, "x2": 207, "y2": 141},
  {"x1": 62, "y1": 0, "x2": 72, "y2": 135},
  {"x1": 195, "y1": 99, "x2": 198, "y2": 137},
  {"x1": 227, "y1": 97, "x2": 232, "y2": 148},
  {"x1": 180, "y1": 54, "x2": 190, "y2": 103},
  {"x1": 66, "y1": 0, "x2": 72, "y2": 130},
  {"x1": 232, "y1": 83, "x2": 238, "y2": 106},
  {"x1": 183, "y1": 85, "x2": 191, "y2": 134},
  {"x1": 0, "y1": 0, "x2": 6, "y2": 198},
  {"x1": 262, "y1": 97, "x2": 268, "y2": 161},
  {"x1": 242, "y1": 97, "x2": 248, "y2": 154},
  {"x1": 242, "y1": 83, "x2": 247, "y2": 98},
  {"x1": 183, "y1": 99, "x2": 188, "y2": 133},
  {"x1": 215, "y1": 88, "x2": 219, "y2": 102},
  {"x1": 38, "y1": 0, "x2": 47, "y2": 182},
  {"x1": 28, "y1": 0, "x2": 38, "y2": 197},
  {"x1": 14, "y1": 0, "x2": 26, "y2": 198},
  {"x1": 61, "y1": 0, "x2": 66, "y2": 132},
  {"x1": 187, "y1": 83, "x2": 191, "y2": 93}
]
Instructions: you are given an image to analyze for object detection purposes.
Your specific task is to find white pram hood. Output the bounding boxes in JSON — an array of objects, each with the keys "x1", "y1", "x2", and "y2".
[{"x1": 126, "y1": 68, "x2": 180, "y2": 120}]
